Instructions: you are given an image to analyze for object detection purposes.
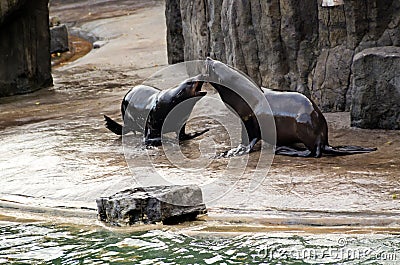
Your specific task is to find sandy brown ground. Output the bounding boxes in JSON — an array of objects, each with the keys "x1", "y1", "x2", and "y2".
[{"x1": 0, "y1": 1, "x2": 399, "y2": 232}]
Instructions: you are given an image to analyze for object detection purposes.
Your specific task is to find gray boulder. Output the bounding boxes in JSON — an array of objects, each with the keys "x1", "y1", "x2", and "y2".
[
  {"x1": 351, "y1": 46, "x2": 400, "y2": 129},
  {"x1": 96, "y1": 185, "x2": 207, "y2": 226},
  {"x1": 50, "y1": 24, "x2": 69, "y2": 54}
]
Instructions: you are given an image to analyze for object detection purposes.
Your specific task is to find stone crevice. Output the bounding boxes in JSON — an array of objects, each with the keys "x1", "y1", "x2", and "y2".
[{"x1": 0, "y1": 0, "x2": 53, "y2": 97}]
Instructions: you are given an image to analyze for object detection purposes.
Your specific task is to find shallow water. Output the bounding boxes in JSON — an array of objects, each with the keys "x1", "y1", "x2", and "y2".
[
  {"x1": 1, "y1": 221, "x2": 399, "y2": 264},
  {"x1": 2, "y1": 0, "x2": 398, "y2": 224},
  {"x1": 0, "y1": 65, "x2": 399, "y2": 224}
]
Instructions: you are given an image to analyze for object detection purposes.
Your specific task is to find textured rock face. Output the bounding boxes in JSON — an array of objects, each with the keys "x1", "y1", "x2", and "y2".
[
  {"x1": 96, "y1": 185, "x2": 207, "y2": 226},
  {"x1": 165, "y1": 0, "x2": 184, "y2": 64},
  {"x1": 0, "y1": 0, "x2": 53, "y2": 97},
  {"x1": 351, "y1": 47, "x2": 400, "y2": 130},
  {"x1": 165, "y1": 0, "x2": 400, "y2": 112}
]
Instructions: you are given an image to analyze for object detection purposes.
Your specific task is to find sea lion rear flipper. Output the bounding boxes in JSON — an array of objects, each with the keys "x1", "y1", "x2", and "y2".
[
  {"x1": 104, "y1": 115, "x2": 123, "y2": 135},
  {"x1": 323, "y1": 145, "x2": 377, "y2": 156}
]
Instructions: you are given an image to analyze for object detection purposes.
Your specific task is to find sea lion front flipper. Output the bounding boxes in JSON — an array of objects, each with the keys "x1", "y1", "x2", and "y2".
[
  {"x1": 275, "y1": 146, "x2": 312, "y2": 157},
  {"x1": 144, "y1": 137, "x2": 162, "y2": 146}
]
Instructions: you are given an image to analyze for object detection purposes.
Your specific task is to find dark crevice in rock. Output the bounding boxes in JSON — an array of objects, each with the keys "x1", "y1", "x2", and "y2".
[
  {"x1": 163, "y1": 211, "x2": 202, "y2": 225},
  {"x1": 0, "y1": 0, "x2": 53, "y2": 97}
]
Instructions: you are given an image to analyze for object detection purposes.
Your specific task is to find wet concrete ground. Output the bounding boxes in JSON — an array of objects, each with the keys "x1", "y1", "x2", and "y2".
[{"x1": 0, "y1": 1, "x2": 399, "y2": 231}]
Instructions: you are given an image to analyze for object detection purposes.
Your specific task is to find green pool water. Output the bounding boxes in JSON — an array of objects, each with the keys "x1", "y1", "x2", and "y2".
[{"x1": 1, "y1": 221, "x2": 399, "y2": 264}]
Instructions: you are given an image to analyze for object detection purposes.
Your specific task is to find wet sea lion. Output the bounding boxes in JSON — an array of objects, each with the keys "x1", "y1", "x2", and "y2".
[
  {"x1": 205, "y1": 58, "x2": 376, "y2": 157},
  {"x1": 104, "y1": 77, "x2": 208, "y2": 146}
]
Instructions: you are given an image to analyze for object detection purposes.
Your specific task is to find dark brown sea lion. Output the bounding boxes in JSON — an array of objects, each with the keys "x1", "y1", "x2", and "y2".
[
  {"x1": 205, "y1": 58, "x2": 376, "y2": 157},
  {"x1": 104, "y1": 76, "x2": 208, "y2": 146}
]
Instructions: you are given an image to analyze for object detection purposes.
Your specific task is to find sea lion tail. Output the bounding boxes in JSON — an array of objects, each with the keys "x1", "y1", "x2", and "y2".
[
  {"x1": 323, "y1": 145, "x2": 377, "y2": 156},
  {"x1": 104, "y1": 115, "x2": 123, "y2": 135}
]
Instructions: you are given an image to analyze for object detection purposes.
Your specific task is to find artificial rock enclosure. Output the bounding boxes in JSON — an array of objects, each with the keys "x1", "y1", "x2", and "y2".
[
  {"x1": 166, "y1": 0, "x2": 400, "y2": 129},
  {"x1": 1, "y1": 0, "x2": 399, "y2": 129}
]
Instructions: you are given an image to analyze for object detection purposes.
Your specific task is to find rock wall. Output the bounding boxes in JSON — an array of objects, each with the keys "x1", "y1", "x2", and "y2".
[
  {"x1": 165, "y1": 0, "x2": 185, "y2": 64},
  {"x1": 165, "y1": 0, "x2": 400, "y2": 112},
  {"x1": 0, "y1": 0, "x2": 25, "y2": 24},
  {"x1": 0, "y1": 0, "x2": 53, "y2": 97}
]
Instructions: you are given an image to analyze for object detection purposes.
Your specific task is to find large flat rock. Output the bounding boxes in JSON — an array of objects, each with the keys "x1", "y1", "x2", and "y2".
[{"x1": 96, "y1": 185, "x2": 207, "y2": 226}]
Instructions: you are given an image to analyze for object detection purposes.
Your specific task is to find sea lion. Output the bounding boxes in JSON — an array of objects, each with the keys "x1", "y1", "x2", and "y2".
[
  {"x1": 104, "y1": 76, "x2": 208, "y2": 146},
  {"x1": 205, "y1": 58, "x2": 376, "y2": 157}
]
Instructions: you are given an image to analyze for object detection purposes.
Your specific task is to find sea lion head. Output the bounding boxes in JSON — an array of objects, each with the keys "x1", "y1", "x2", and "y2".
[
  {"x1": 155, "y1": 76, "x2": 207, "y2": 112},
  {"x1": 170, "y1": 76, "x2": 207, "y2": 103},
  {"x1": 148, "y1": 76, "x2": 207, "y2": 135},
  {"x1": 204, "y1": 57, "x2": 260, "y2": 89},
  {"x1": 177, "y1": 77, "x2": 207, "y2": 99}
]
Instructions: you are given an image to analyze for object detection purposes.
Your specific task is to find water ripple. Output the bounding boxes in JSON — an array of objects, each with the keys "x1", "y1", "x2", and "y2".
[{"x1": 1, "y1": 223, "x2": 399, "y2": 264}]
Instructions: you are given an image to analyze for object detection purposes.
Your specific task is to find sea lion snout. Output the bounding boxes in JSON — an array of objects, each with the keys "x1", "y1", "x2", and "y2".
[
  {"x1": 192, "y1": 80, "x2": 206, "y2": 97},
  {"x1": 184, "y1": 79, "x2": 206, "y2": 97}
]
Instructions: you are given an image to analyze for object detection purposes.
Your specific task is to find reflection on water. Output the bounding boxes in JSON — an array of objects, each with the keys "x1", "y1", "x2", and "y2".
[{"x1": 1, "y1": 222, "x2": 399, "y2": 264}]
